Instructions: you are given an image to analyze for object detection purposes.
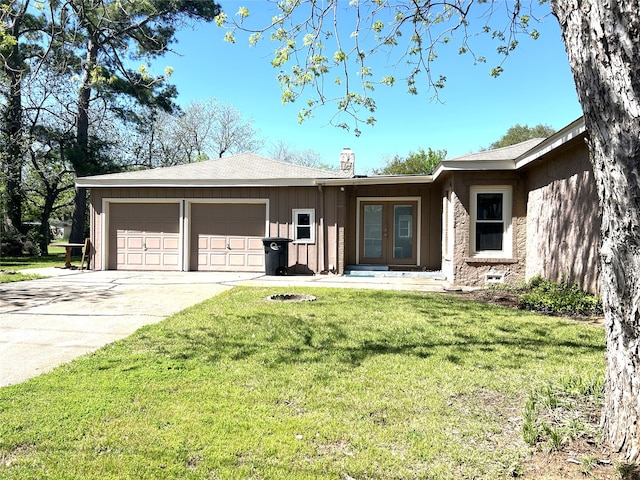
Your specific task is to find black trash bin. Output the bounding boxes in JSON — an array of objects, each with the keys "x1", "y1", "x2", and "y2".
[{"x1": 262, "y1": 237, "x2": 292, "y2": 275}]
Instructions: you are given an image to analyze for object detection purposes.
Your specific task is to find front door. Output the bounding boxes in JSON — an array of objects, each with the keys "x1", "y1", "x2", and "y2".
[{"x1": 359, "y1": 201, "x2": 418, "y2": 265}]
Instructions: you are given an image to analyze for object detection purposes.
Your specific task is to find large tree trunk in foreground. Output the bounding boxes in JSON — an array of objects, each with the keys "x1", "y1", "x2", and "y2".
[{"x1": 552, "y1": 0, "x2": 640, "y2": 461}]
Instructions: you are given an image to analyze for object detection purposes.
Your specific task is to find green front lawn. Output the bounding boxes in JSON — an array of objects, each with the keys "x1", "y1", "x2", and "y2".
[
  {"x1": 0, "y1": 287, "x2": 605, "y2": 479},
  {"x1": 0, "y1": 251, "x2": 68, "y2": 270},
  {"x1": 0, "y1": 249, "x2": 79, "y2": 283}
]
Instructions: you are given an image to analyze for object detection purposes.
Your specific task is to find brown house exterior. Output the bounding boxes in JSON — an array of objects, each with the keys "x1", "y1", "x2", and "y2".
[{"x1": 77, "y1": 117, "x2": 601, "y2": 294}]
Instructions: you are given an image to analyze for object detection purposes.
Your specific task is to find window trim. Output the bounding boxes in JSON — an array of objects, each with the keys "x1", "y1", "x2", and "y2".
[
  {"x1": 470, "y1": 186, "x2": 513, "y2": 258},
  {"x1": 292, "y1": 208, "x2": 315, "y2": 244}
]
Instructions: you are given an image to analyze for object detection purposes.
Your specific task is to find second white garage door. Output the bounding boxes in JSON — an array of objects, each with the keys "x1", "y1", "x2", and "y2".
[{"x1": 190, "y1": 203, "x2": 266, "y2": 272}]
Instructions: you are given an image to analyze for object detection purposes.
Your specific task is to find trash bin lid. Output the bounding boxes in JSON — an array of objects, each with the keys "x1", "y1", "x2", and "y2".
[{"x1": 262, "y1": 237, "x2": 293, "y2": 242}]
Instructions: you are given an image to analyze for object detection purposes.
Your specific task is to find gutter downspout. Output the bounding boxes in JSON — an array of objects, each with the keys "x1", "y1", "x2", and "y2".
[{"x1": 318, "y1": 185, "x2": 325, "y2": 273}]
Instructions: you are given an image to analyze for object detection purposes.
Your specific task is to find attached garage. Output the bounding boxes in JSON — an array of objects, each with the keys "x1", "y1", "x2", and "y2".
[
  {"x1": 79, "y1": 152, "x2": 352, "y2": 274},
  {"x1": 108, "y1": 202, "x2": 181, "y2": 271},
  {"x1": 189, "y1": 202, "x2": 267, "y2": 272}
]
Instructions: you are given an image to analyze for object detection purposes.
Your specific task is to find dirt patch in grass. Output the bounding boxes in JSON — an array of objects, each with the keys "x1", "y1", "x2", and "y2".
[
  {"x1": 521, "y1": 436, "x2": 617, "y2": 479},
  {"x1": 521, "y1": 390, "x2": 615, "y2": 479},
  {"x1": 451, "y1": 288, "x2": 616, "y2": 478}
]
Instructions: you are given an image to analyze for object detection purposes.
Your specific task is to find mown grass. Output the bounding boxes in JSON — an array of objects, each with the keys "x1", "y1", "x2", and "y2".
[
  {"x1": 0, "y1": 287, "x2": 605, "y2": 479},
  {"x1": 0, "y1": 271, "x2": 44, "y2": 283},
  {"x1": 0, "y1": 249, "x2": 68, "y2": 270},
  {"x1": 0, "y1": 248, "x2": 78, "y2": 283}
]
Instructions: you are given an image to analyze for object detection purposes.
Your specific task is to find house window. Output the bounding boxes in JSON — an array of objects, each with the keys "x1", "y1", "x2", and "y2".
[
  {"x1": 470, "y1": 186, "x2": 512, "y2": 257},
  {"x1": 292, "y1": 209, "x2": 315, "y2": 243}
]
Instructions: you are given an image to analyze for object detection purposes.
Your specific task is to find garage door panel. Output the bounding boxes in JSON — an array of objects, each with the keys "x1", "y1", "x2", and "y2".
[
  {"x1": 228, "y1": 254, "x2": 247, "y2": 266},
  {"x1": 126, "y1": 253, "x2": 143, "y2": 265},
  {"x1": 126, "y1": 237, "x2": 143, "y2": 249},
  {"x1": 164, "y1": 255, "x2": 179, "y2": 266},
  {"x1": 145, "y1": 254, "x2": 161, "y2": 266},
  {"x1": 163, "y1": 238, "x2": 179, "y2": 250},
  {"x1": 229, "y1": 238, "x2": 246, "y2": 249},
  {"x1": 191, "y1": 203, "x2": 266, "y2": 272},
  {"x1": 109, "y1": 203, "x2": 180, "y2": 271},
  {"x1": 210, "y1": 237, "x2": 226, "y2": 249},
  {"x1": 210, "y1": 254, "x2": 227, "y2": 266},
  {"x1": 247, "y1": 254, "x2": 264, "y2": 266},
  {"x1": 145, "y1": 237, "x2": 161, "y2": 249},
  {"x1": 248, "y1": 238, "x2": 264, "y2": 250}
]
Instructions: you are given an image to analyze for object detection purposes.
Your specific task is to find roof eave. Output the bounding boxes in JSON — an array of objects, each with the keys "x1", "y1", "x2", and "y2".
[
  {"x1": 75, "y1": 177, "x2": 325, "y2": 188},
  {"x1": 432, "y1": 159, "x2": 516, "y2": 179},
  {"x1": 514, "y1": 117, "x2": 586, "y2": 169},
  {"x1": 317, "y1": 175, "x2": 434, "y2": 186}
]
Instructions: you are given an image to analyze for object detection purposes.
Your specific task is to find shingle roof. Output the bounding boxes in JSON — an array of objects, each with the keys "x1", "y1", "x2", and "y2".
[
  {"x1": 446, "y1": 138, "x2": 546, "y2": 162},
  {"x1": 76, "y1": 152, "x2": 347, "y2": 187},
  {"x1": 447, "y1": 138, "x2": 545, "y2": 162},
  {"x1": 84, "y1": 153, "x2": 341, "y2": 182}
]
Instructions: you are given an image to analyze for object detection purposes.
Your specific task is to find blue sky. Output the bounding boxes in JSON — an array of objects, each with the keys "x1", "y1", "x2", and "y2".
[{"x1": 162, "y1": 1, "x2": 583, "y2": 174}]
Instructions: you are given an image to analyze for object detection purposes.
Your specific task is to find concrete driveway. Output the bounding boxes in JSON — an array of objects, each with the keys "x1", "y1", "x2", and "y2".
[
  {"x1": 0, "y1": 269, "x2": 449, "y2": 387},
  {"x1": 0, "y1": 270, "x2": 262, "y2": 387}
]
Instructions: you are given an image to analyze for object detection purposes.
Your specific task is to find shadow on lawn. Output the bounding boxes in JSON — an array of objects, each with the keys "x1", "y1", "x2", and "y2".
[
  {"x1": 0, "y1": 283, "x2": 116, "y2": 312},
  {"x1": 146, "y1": 307, "x2": 604, "y2": 371}
]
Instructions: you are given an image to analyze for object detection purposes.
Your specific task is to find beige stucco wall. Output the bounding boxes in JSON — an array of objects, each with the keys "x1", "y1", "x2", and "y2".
[
  {"x1": 524, "y1": 136, "x2": 601, "y2": 294},
  {"x1": 88, "y1": 185, "x2": 344, "y2": 274},
  {"x1": 441, "y1": 171, "x2": 528, "y2": 287}
]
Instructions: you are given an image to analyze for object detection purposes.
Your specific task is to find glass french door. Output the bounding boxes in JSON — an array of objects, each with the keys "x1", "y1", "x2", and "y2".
[{"x1": 360, "y1": 201, "x2": 417, "y2": 265}]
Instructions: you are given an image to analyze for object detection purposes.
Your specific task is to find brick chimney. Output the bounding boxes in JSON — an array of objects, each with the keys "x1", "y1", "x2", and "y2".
[{"x1": 339, "y1": 148, "x2": 355, "y2": 177}]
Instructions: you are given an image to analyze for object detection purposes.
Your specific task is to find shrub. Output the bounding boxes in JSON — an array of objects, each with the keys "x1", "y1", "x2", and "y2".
[
  {"x1": 518, "y1": 276, "x2": 603, "y2": 317},
  {"x1": 0, "y1": 232, "x2": 40, "y2": 256}
]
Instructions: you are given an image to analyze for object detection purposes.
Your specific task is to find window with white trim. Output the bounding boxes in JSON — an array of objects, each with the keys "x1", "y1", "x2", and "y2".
[
  {"x1": 292, "y1": 209, "x2": 315, "y2": 243},
  {"x1": 470, "y1": 186, "x2": 512, "y2": 257}
]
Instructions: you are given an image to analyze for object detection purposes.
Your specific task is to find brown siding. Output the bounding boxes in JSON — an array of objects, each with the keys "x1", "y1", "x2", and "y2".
[
  {"x1": 523, "y1": 136, "x2": 601, "y2": 294},
  {"x1": 88, "y1": 186, "x2": 344, "y2": 273},
  {"x1": 343, "y1": 183, "x2": 441, "y2": 270}
]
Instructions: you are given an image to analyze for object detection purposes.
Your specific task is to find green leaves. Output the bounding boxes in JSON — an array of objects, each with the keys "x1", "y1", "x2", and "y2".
[
  {"x1": 374, "y1": 148, "x2": 447, "y2": 175},
  {"x1": 213, "y1": 0, "x2": 548, "y2": 131}
]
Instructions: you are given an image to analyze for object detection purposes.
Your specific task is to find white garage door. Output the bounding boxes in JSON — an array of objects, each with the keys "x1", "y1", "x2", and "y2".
[
  {"x1": 190, "y1": 203, "x2": 265, "y2": 272},
  {"x1": 109, "y1": 203, "x2": 180, "y2": 271}
]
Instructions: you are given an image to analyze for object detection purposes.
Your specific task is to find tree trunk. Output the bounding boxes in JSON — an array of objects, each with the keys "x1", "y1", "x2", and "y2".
[
  {"x1": 69, "y1": 37, "x2": 98, "y2": 248},
  {"x1": 552, "y1": 0, "x2": 640, "y2": 461},
  {"x1": 4, "y1": 76, "x2": 23, "y2": 232},
  {"x1": 2, "y1": 9, "x2": 26, "y2": 233}
]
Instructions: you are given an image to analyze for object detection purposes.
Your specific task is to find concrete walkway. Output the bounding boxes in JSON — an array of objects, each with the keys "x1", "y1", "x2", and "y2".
[{"x1": 0, "y1": 269, "x2": 449, "y2": 387}]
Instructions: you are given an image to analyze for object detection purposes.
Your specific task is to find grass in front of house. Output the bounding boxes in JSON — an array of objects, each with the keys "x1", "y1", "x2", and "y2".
[
  {"x1": 0, "y1": 246, "x2": 83, "y2": 281},
  {"x1": 0, "y1": 287, "x2": 605, "y2": 479},
  {"x1": 0, "y1": 252, "x2": 67, "y2": 270},
  {"x1": 0, "y1": 253, "x2": 66, "y2": 282},
  {"x1": 0, "y1": 272, "x2": 44, "y2": 283}
]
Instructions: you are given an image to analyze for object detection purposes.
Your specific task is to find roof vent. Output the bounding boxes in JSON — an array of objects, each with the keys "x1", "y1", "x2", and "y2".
[{"x1": 340, "y1": 148, "x2": 355, "y2": 177}]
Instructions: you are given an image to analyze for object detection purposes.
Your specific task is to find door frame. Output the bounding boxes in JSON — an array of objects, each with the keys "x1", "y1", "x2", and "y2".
[{"x1": 355, "y1": 196, "x2": 422, "y2": 266}]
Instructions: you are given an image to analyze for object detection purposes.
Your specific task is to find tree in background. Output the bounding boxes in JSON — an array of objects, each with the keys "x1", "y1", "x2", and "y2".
[
  {"x1": 0, "y1": 0, "x2": 49, "y2": 232},
  {"x1": 218, "y1": 0, "x2": 640, "y2": 461},
  {"x1": 488, "y1": 124, "x2": 556, "y2": 149},
  {"x1": 22, "y1": 125, "x2": 76, "y2": 254},
  {"x1": 269, "y1": 139, "x2": 334, "y2": 171},
  {"x1": 58, "y1": 0, "x2": 222, "y2": 246},
  {"x1": 374, "y1": 148, "x2": 446, "y2": 175},
  {"x1": 179, "y1": 99, "x2": 263, "y2": 159},
  {"x1": 131, "y1": 99, "x2": 263, "y2": 169}
]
